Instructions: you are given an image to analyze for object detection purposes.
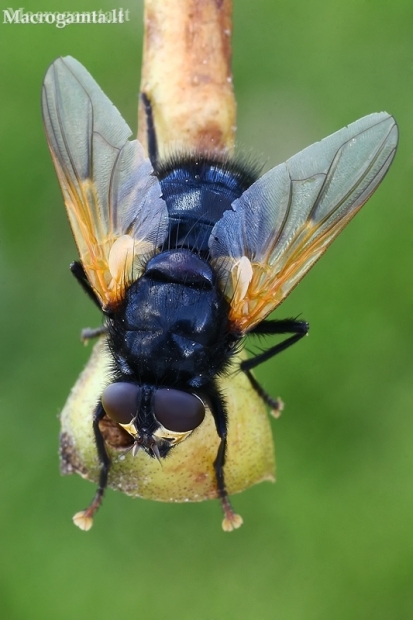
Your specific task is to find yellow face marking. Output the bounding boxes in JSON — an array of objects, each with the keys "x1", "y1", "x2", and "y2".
[
  {"x1": 119, "y1": 421, "x2": 139, "y2": 438},
  {"x1": 153, "y1": 424, "x2": 194, "y2": 446},
  {"x1": 119, "y1": 421, "x2": 194, "y2": 447}
]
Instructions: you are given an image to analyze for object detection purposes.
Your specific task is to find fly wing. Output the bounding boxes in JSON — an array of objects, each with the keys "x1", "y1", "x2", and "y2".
[
  {"x1": 42, "y1": 56, "x2": 168, "y2": 309},
  {"x1": 209, "y1": 113, "x2": 398, "y2": 332}
]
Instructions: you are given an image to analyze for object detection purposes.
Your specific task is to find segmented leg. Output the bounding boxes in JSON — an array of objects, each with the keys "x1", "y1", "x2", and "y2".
[
  {"x1": 206, "y1": 383, "x2": 243, "y2": 532},
  {"x1": 70, "y1": 261, "x2": 102, "y2": 310},
  {"x1": 242, "y1": 318, "x2": 309, "y2": 415},
  {"x1": 72, "y1": 403, "x2": 110, "y2": 531}
]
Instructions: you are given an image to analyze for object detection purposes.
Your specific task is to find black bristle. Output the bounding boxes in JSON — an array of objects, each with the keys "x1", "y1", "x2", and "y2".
[{"x1": 154, "y1": 150, "x2": 263, "y2": 192}]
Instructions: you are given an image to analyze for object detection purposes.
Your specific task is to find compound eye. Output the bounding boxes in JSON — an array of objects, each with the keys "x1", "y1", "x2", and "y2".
[
  {"x1": 101, "y1": 382, "x2": 140, "y2": 425},
  {"x1": 154, "y1": 389, "x2": 205, "y2": 432}
]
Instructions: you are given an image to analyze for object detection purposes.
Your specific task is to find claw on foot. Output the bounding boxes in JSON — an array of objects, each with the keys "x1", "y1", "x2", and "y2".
[
  {"x1": 73, "y1": 510, "x2": 94, "y2": 531},
  {"x1": 270, "y1": 397, "x2": 284, "y2": 419},
  {"x1": 220, "y1": 495, "x2": 243, "y2": 532}
]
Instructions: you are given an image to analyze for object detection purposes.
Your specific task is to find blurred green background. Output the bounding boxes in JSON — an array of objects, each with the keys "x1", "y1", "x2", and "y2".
[{"x1": 0, "y1": 0, "x2": 412, "y2": 618}]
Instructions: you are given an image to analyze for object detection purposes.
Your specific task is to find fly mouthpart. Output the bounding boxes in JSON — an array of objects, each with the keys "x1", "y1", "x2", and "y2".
[
  {"x1": 151, "y1": 442, "x2": 162, "y2": 464},
  {"x1": 132, "y1": 442, "x2": 141, "y2": 457}
]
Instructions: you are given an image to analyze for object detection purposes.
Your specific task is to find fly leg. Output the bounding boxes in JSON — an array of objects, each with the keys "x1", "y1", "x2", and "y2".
[
  {"x1": 206, "y1": 383, "x2": 243, "y2": 532},
  {"x1": 72, "y1": 402, "x2": 111, "y2": 530},
  {"x1": 80, "y1": 326, "x2": 109, "y2": 343},
  {"x1": 242, "y1": 318, "x2": 309, "y2": 415},
  {"x1": 70, "y1": 261, "x2": 108, "y2": 343},
  {"x1": 140, "y1": 92, "x2": 159, "y2": 169},
  {"x1": 242, "y1": 368, "x2": 285, "y2": 418},
  {"x1": 70, "y1": 261, "x2": 102, "y2": 310}
]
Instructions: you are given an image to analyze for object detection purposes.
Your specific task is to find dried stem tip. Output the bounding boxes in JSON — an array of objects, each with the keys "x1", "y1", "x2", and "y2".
[{"x1": 138, "y1": 0, "x2": 236, "y2": 157}]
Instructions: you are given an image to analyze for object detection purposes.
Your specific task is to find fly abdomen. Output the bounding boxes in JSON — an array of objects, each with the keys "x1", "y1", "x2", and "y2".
[{"x1": 157, "y1": 157, "x2": 259, "y2": 254}]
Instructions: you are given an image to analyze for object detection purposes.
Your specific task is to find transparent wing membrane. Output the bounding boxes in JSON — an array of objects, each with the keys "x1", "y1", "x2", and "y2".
[
  {"x1": 209, "y1": 113, "x2": 398, "y2": 332},
  {"x1": 42, "y1": 56, "x2": 168, "y2": 308}
]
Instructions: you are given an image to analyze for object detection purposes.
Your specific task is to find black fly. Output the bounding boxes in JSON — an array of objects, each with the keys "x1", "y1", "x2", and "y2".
[{"x1": 42, "y1": 57, "x2": 398, "y2": 530}]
